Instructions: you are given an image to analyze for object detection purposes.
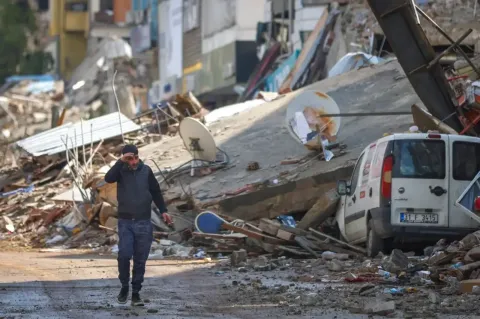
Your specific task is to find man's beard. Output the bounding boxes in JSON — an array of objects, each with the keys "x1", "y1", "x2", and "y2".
[{"x1": 128, "y1": 163, "x2": 139, "y2": 170}]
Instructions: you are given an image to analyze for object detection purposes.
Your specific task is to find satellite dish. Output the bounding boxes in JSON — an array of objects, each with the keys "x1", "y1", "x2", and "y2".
[
  {"x1": 285, "y1": 90, "x2": 341, "y2": 145},
  {"x1": 179, "y1": 117, "x2": 217, "y2": 162}
]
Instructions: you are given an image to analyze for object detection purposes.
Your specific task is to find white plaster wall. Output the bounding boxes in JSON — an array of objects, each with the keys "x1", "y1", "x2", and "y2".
[
  {"x1": 202, "y1": 0, "x2": 266, "y2": 54},
  {"x1": 292, "y1": 5, "x2": 327, "y2": 51}
]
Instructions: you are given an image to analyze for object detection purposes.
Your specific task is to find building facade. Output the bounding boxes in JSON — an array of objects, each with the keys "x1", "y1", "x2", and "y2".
[{"x1": 49, "y1": 0, "x2": 89, "y2": 79}]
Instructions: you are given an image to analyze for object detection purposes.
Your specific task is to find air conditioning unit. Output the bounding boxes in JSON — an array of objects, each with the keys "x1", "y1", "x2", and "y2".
[{"x1": 126, "y1": 11, "x2": 134, "y2": 24}]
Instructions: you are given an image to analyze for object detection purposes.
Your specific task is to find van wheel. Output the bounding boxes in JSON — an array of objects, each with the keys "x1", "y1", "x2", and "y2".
[{"x1": 367, "y1": 219, "x2": 384, "y2": 258}]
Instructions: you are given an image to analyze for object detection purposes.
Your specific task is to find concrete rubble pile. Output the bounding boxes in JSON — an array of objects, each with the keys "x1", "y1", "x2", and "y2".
[
  {"x1": 0, "y1": 94, "x2": 208, "y2": 251},
  {"x1": 0, "y1": 76, "x2": 83, "y2": 165},
  {"x1": 194, "y1": 232, "x2": 480, "y2": 316},
  {"x1": 343, "y1": 0, "x2": 480, "y2": 54}
]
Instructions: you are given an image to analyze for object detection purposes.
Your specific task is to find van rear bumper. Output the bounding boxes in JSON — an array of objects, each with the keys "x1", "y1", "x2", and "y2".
[{"x1": 369, "y1": 207, "x2": 474, "y2": 241}]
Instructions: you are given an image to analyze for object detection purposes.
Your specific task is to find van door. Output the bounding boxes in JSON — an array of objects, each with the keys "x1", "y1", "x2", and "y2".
[
  {"x1": 449, "y1": 136, "x2": 480, "y2": 229},
  {"x1": 345, "y1": 151, "x2": 367, "y2": 242},
  {"x1": 390, "y1": 135, "x2": 449, "y2": 228}
]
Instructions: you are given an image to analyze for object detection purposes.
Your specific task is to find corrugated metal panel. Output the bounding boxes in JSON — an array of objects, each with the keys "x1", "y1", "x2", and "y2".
[{"x1": 16, "y1": 112, "x2": 141, "y2": 157}]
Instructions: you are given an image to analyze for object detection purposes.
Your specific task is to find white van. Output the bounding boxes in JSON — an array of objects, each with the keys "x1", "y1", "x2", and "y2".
[{"x1": 335, "y1": 133, "x2": 480, "y2": 257}]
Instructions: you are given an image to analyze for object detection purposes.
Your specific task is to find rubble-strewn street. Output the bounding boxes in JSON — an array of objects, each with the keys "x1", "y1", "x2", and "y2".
[
  {"x1": 6, "y1": 0, "x2": 480, "y2": 318},
  {"x1": 2, "y1": 250, "x2": 480, "y2": 318}
]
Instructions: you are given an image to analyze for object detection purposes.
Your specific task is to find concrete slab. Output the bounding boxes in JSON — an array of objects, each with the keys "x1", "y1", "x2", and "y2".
[{"x1": 140, "y1": 60, "x2": 420, "y2": 214}]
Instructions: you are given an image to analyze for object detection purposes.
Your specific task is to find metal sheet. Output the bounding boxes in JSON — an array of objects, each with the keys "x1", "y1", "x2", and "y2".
[{"x1": 15, "y1": 112, "x2": 141, "y2": 157}]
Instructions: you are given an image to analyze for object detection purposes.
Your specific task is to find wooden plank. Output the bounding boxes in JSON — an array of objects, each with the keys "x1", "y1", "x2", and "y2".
[
  {"x1": 279, "y1": 225, "x2": 308, "y2": 236},
  {"x1": 309, "y1": 228, "x2": 366, "y2": 254},
  {"x1": 192, "y1": 232, "x2": 247, "y2": 239},
  {"x1": 222, "y1": 223, "x2": 286, "y2": 245},
  {"x1": 306, "y1": 234, "x2": 363, "y2": 258},
  {"x1": 277, "y1": 245, "x2": 311, "y2": 257},
  {"x1": 258, "y1": 218, "x2": 281, "y2": 236},
  {"x1": 276, "y1": 228, "x2": 295, "y2": 241},
  {"x1": 295, "y1": 236, "x2": 320, "y2": 258}
]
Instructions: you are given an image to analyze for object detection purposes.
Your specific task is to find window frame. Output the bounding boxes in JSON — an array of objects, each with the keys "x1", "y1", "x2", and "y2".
[
  {"x1": 392, "y1": 139, "x2": 446, "y2": 180},
  {"x1": 452, "y1": 141, "x2": 480, "y2": 181}
]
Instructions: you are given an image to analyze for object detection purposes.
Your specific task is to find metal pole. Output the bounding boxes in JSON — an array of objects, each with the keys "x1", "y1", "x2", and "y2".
[
  {"x1": 426, "y1": 29, "x2": 472, "y2": 70},
  {"x1": 80, "y1": 118, "x2": 86, "y2": 167},
  {"x1": 415, "y1": 5, "x2": 480, "y2": 78},
  {"x1": 410, "y1": 0, "x2": 420, "y2": 24},
  {"x1": 90, "y1": 123, "x2": 93, "y2": 171},
  {"x1": 154, "y1": 108, "x2": 162, "y2": 136},
  {"x1": 112, "y1": 69, "x2": 125, "y2": 144},
  {"x1": 289, "y1": 0, "x2": 293, "y2": 52},
  {"x1": 317, "y1": 111, "x2": 412, "y2": 117}
]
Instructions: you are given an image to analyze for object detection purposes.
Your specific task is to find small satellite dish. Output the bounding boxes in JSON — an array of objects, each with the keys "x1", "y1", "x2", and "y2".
[{"x1": 179, "y1": 117, "x2": 217, "y2": 162}]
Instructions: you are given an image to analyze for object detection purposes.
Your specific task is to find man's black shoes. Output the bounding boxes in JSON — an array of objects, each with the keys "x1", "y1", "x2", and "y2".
[
  {"x1": 131, "y1": 292, "x2": 145, "y2": 306},
  {"x1": 117, "y1": 287, "x2": 129, "y2": 304}
]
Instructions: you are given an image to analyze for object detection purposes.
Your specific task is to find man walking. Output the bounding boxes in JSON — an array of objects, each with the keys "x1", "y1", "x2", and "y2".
[{"x1": 105, "y1": 144, "x2": 172, "y2": 306}]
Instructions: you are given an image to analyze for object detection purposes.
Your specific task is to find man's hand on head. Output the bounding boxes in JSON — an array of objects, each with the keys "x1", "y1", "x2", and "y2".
[{"x1": 121, "y1": 152, "x2": 135, "y2": 162}]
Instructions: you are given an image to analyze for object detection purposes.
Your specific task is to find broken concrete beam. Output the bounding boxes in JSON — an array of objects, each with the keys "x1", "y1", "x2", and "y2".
[
  {"x1": 258, "y1": 218, "x2": 281, "y2": 236},
  {"x1": 297, "y1": 188, "x2": 339, "y2": 230},
  {"x1": 276, "y1": 228, "x2": 295, "y2": 241},
  {"x1": 218, "y1": 165, "x2": 353, "y2": 221},
  {"x1": 231, "y1": 249, "x2": 247, "y2": 267}
]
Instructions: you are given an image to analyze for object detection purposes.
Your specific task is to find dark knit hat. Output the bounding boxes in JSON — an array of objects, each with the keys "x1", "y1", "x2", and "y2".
[{"x1": 122, "y1": 144, "x2": 138, "y2": 155}]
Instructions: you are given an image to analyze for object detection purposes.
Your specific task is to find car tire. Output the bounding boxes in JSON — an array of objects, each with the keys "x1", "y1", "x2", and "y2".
[{"x1": 367, "y1": 219, "x2": 384, "y2": 258}]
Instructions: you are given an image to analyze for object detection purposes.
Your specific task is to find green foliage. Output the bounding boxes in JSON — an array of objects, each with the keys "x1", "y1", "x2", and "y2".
[
  {"x1": 19, "y1": 51, "x2": 54, "y2": 75},
  {"x1": 0, "y1": 1, "x2": 53, "y2": 84}
]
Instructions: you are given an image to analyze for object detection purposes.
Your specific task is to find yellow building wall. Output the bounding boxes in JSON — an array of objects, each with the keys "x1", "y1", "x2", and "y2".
[{"x1": 49, "y1": 0, "x2": 88, "y2": 79}]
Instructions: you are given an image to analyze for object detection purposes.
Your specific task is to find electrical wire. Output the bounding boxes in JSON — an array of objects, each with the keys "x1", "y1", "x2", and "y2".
[{"x1": 157, "y1": 147, "x2": 230, "y2": 186}]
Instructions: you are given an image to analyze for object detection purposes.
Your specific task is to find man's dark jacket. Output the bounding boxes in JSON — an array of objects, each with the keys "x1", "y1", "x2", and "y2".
[{"x1": 104, "y1": 160, "x2": 167, "y2": 220}]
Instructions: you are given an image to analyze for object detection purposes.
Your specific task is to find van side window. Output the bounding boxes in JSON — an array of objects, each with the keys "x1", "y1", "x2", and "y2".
[
  {"x1": 371, "y1": 141, "x2": 388, "y2": 179},
  {"x1": 453, "y1": 142, "x2": 480, "y2": 181},
  {"x1": 392, "y1": 140, "x2": 445, "y2": 179},
  {"x1": 350, "y1": 153, "x2": 365, "y2": 194}
]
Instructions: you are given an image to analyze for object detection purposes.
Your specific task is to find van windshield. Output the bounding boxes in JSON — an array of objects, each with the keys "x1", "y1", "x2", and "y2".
[
  {"x1": 453, "y1": 141, "x2": 480, "y2": 181},
  {"x1": 393, "y1": 140, "x2": 445, "y2": 179}
]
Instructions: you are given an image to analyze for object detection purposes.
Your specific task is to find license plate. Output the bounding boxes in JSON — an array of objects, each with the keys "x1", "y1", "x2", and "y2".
[{"x1": 400, "y1": 213, "x2": 439, "y2": 224}]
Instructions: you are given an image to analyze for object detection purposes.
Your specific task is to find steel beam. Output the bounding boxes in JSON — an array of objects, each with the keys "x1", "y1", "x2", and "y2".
[{"x1": 366, "y1": 0, "x2": 463, "y2": 132}]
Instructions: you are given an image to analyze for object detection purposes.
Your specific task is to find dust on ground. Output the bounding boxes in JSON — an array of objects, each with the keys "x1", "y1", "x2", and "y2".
[{"x1": 0, "y1": 251, "x2": 478, "y2": 319}]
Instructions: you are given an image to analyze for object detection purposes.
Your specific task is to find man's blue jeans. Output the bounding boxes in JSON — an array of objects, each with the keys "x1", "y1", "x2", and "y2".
[{"x1": 117, "y1": 219, "x2": 153, "y2": 293}]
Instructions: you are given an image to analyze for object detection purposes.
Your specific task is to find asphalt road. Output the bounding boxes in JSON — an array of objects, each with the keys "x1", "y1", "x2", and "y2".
[{"x1": 0, "y1": 251, "x2": 364, "y2": 319}]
